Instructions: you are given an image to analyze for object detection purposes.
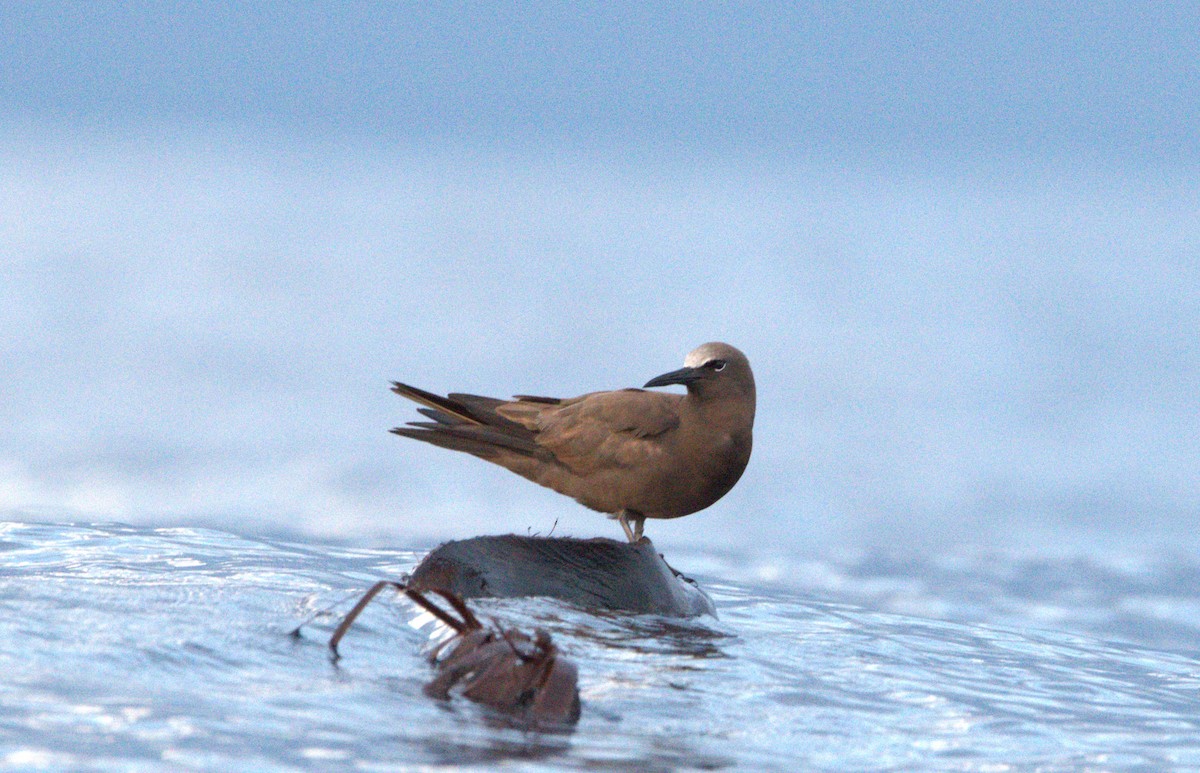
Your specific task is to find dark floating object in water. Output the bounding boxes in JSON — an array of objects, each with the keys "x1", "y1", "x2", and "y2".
[
  {"x1": 408, "y1": 534, "x2": 716, "y2": 618},
  {"x1": 302, "y1": 535, "x2": 709, "y2": 729},
  {"x1": 329, "y1": 581, "x2": 581, "y2": 728}
]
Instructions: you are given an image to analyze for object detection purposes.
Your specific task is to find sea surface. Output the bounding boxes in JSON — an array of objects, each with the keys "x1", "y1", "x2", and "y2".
[
  {"x1": 2, "y1": 520, "x2": 1198, "y2": 771},
  {"x1": 5, "y1": 51, "x2": 1200, "y2": 773}
]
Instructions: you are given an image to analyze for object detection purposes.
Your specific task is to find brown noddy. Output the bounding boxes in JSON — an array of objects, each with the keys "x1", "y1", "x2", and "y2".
[{"x1": 391, "y1": 342, "x2": 755, "y2": 542}]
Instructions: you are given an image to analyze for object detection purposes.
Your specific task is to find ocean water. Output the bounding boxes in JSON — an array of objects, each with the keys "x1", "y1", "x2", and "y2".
[
  {"x1": 2, "y1": 520, "x2": 1198, "y2": 771},
  {"x1": 4, "y1": 134, "x2": 1200, "y2": 769}
]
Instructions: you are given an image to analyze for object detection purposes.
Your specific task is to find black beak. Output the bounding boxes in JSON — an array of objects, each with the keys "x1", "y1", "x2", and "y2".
[{"x1": 643, "y1": 366, "x2": 703, "y2": 389}]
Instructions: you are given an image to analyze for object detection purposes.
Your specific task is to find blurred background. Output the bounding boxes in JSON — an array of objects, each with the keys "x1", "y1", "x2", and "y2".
[{"x1": 3, "y1": 2, "x2": 1198, "y2": 557}]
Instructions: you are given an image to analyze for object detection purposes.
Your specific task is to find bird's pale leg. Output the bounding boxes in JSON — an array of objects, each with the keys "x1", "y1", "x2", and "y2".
[{"x1": 617, "y1": 511, "x2": 645, "y2": 543}]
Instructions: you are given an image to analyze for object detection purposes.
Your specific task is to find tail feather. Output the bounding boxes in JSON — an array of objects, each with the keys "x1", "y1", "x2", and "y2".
[
  {"x1": 391, "y1": 424, "x2": 544, "y2": 458},
  {"x1": 392, "y1": 382, "x2": 482, "y2": 425},
  {"x1": 392, "y1": 382, "x2": 547, "y2": 460},
  {"x1": 416, "y1": 407, "x2": 457, "y2": 425}
]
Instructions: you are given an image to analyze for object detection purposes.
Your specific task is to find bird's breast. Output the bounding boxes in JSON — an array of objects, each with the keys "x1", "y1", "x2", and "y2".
[{"x1": 635, "y1": 424, "x2": 750, "y2": 518}]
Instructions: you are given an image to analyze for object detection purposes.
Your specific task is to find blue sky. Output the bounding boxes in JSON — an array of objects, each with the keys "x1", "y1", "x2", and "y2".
[{"x1": 4, "y1": 2, "x2": 1197, "y2": 163}]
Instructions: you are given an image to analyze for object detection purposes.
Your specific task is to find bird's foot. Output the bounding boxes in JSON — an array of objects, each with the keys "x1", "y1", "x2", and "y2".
[{"x1": 617, "y1": 511, "x2": 646, "y2": 544}]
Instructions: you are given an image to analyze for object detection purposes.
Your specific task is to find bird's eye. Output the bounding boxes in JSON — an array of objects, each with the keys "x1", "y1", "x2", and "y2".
[{"x1": 706, "y1": 359, "x2": 727, "y2": 372}]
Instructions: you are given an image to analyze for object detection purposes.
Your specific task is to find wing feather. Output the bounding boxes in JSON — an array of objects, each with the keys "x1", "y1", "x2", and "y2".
[{"x1": 511, "y1": 389, "x2": 681, "y2": 474}]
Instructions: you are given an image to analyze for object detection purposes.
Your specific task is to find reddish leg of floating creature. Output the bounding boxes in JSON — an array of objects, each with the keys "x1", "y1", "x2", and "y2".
[
  {"x1": 328, "y1": 581, "x2": 407, "y2": 657},
  {"x1": 327, "y1": 581, "x2": 481, "y2": 658}
]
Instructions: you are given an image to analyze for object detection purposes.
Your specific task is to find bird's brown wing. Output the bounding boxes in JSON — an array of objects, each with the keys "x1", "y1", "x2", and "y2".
[{"x1": 498, "y1": 389, "x2": 681, "y2": 475}]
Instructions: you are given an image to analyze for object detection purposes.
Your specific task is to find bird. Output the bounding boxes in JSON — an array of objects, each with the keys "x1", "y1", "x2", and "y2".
[{"x1": 390, "y1": 342, "x2": 755, "y2": 543}]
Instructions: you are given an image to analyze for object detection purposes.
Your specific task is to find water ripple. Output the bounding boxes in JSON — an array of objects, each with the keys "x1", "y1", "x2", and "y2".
[{"x1": 1, "y1": 521, "x2": 1199, "y2": 770}]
